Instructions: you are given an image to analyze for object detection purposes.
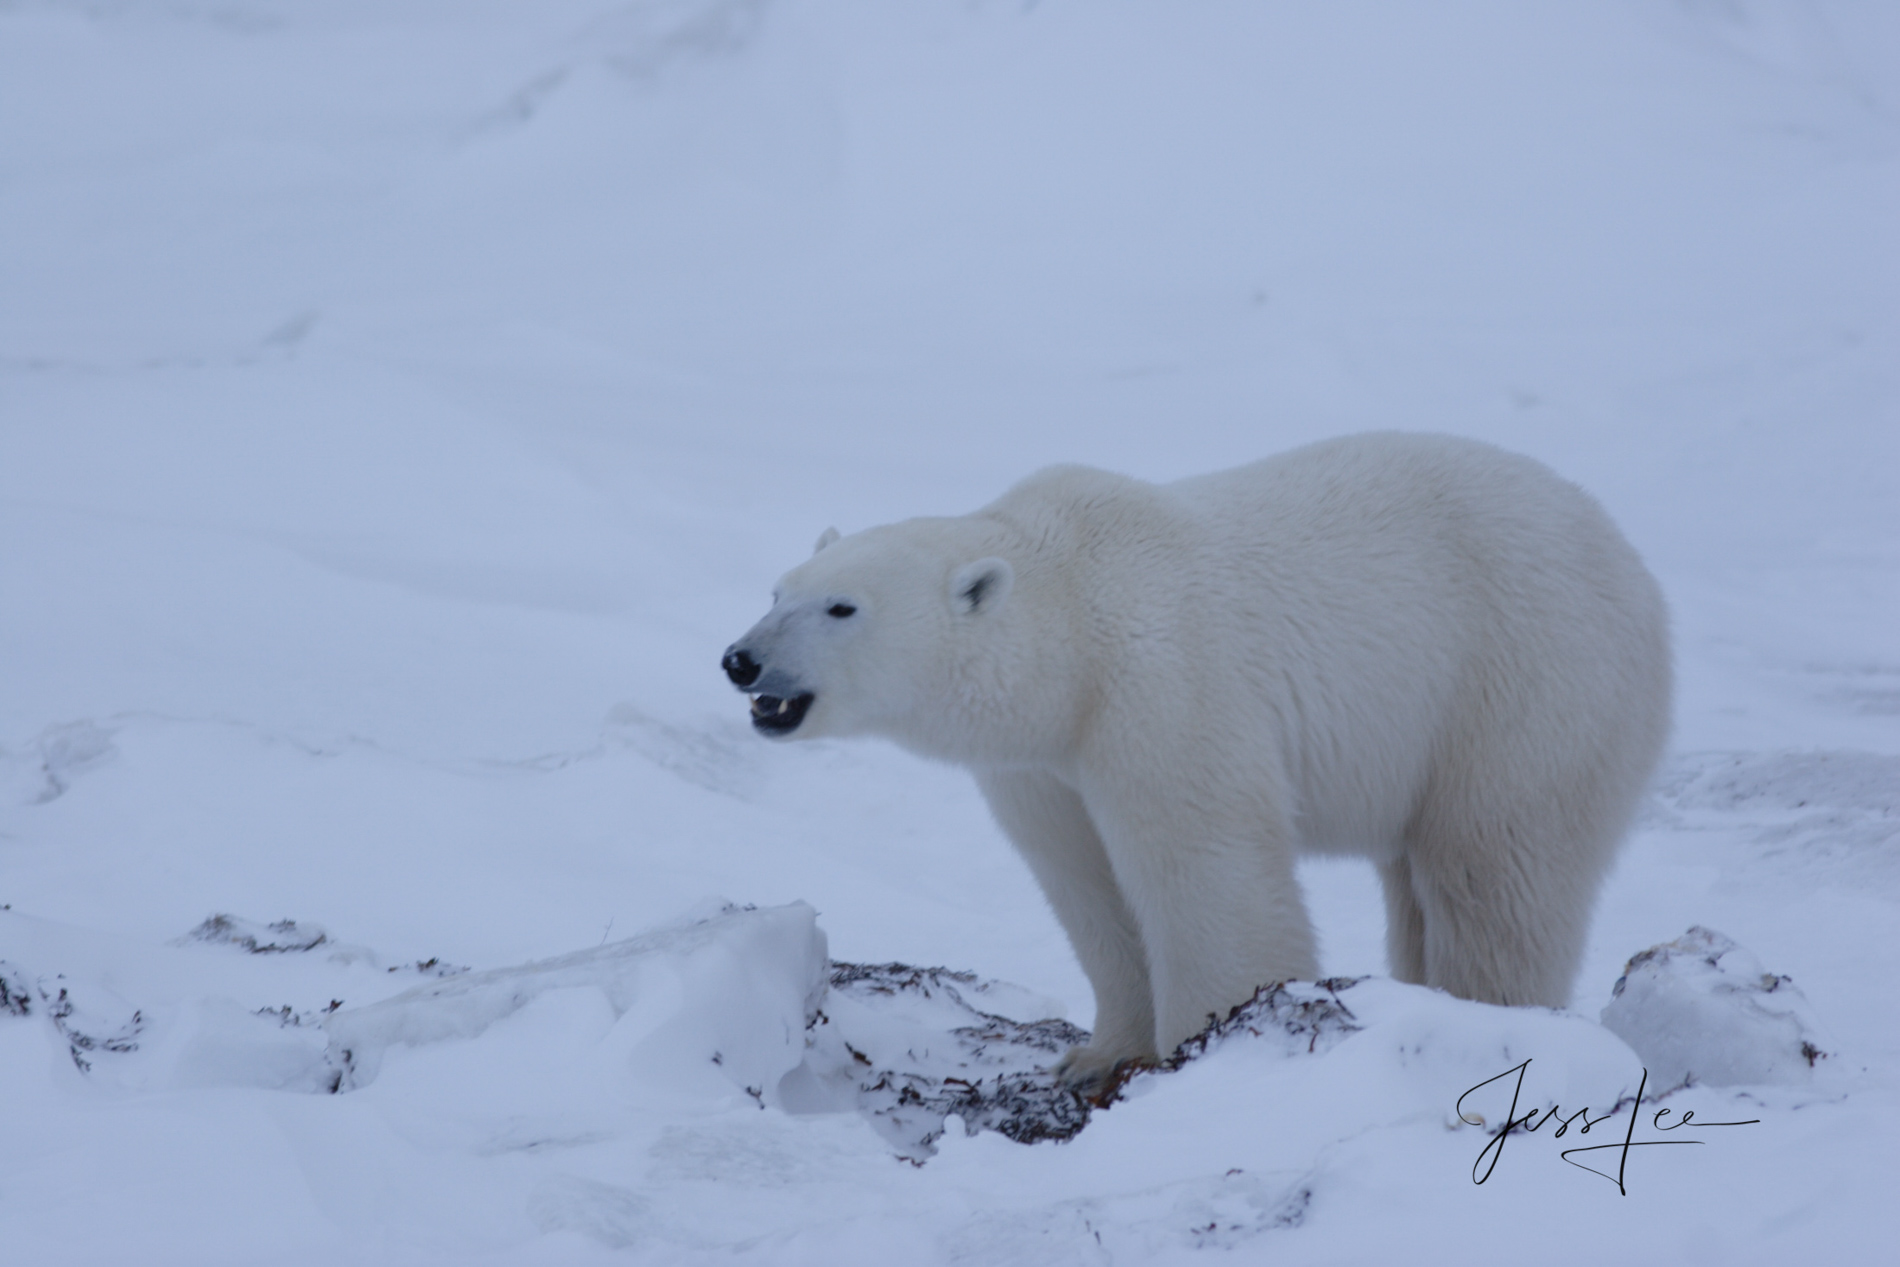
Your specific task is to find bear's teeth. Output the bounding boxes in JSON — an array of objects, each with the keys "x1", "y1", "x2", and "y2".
[{"x1": 777, "y1": 699, "x2": 789, "y2": 715}]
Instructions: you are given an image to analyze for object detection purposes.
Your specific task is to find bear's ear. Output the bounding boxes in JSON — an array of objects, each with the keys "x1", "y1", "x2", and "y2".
[
  {"x1": 813, "y1": 526, "x2": 841, "y2": 555},
  {"x1": 951, "y1": 557, "x2": 1014, "y2": 616}
]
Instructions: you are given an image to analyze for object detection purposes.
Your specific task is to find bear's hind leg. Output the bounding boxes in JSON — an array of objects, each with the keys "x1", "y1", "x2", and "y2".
[
  {"x1": 1378, "y1": 856, "x2": 1428, "y2": 986},
  {"x1": 1404, "y1": 801, "x2": 1615, "y2": 1009},
  {"x1": 976, "y1": 770, "x2": 1157, "y2": 1085}
]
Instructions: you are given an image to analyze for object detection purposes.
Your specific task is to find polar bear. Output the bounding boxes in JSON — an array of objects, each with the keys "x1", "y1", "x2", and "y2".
[{"x1": 722, "y1": 433, "x2": 1670, "y2": 1087}]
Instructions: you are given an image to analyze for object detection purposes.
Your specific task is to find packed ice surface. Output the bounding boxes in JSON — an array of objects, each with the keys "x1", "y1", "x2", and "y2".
[{"x1": 2, "y1": 0, "x2": 1897, "y2": 1262}]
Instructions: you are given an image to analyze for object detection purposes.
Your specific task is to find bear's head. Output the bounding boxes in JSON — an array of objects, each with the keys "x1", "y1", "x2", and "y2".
[{"x1": 722, "y1": 518, "x2": 1045, "y2": 760}]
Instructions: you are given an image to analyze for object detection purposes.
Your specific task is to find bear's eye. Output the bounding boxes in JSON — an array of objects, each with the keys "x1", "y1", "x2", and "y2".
[{"x1": 827, "y1": 603, "x2": 857, "y2": 618}]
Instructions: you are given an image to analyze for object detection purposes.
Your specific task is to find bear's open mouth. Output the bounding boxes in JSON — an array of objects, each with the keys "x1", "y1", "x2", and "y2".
[{"x1": 749, "y1": 691, "x2": 814, "y2": 735}]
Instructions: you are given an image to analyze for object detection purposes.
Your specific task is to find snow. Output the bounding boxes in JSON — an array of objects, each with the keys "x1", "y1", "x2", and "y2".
[
  {"x1": 2, "y1": 0, "x2": 1896, "y2": 1262},
  {"x1": 1601, "y1": 925, "x2": 1838, "y2": 1092}
]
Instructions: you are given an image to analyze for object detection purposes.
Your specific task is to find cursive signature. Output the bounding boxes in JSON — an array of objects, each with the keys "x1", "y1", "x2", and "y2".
[{"x1": 1456, "y1": 1060, "x2": 1759, "y2": 1194}]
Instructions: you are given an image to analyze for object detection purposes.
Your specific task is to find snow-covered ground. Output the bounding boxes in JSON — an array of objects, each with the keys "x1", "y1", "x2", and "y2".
[{"x1": 2, "y1": 1, "x2": 1895, "y2": 1262}]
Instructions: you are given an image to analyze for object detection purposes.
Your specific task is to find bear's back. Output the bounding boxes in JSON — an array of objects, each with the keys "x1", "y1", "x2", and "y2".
[{"x1": 985, "y1": 434, "x2": 1667, "y2": 851}]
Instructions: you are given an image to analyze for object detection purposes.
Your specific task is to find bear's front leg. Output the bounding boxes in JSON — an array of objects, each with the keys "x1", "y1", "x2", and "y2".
[
  {"x1": 975, "y1": 770, "x2": 1158, "y2": 1088},
  {"x1": 1082, "y1": 775, "x2": 1319, "y2": 1058}
]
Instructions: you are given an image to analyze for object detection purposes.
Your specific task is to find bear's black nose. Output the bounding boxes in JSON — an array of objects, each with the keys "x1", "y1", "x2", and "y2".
[{"x1": 722, "y1": 647, "x2": 762, "y2": 688}]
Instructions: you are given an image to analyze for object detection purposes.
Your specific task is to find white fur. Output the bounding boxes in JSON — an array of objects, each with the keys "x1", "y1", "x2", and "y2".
[{"x1": 727, "y1": 433, "x2": 1671, "y2": 1081}]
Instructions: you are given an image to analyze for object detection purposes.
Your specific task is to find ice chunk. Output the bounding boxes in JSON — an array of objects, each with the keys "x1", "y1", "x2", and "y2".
[
  {"x1": 323, "y1": 901, "x2": 826, "y2": 1106},
  {"x1": 148, "y1": 998, "x2": 334, "y2": 1092},
  {"x1": 1600, "y1": 926, "x2": 1836, "y2": 1093}
]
